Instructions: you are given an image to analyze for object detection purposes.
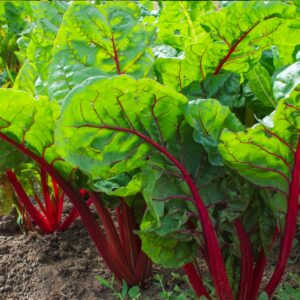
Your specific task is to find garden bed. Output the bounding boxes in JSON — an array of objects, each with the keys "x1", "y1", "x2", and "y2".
[{"x1": 0, "y1": 215, "x2": 189, "y2": 300}]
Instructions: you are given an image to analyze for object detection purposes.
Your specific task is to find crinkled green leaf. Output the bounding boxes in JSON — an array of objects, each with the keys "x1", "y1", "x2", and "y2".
[
  {"x1": 139, "y1": 231, "x2": 197, "y2": 268},
  {"x1": 273, "y1": 61, "x2": 300, "y2": 100},
  {"x1": 155, "y1": 1, "x2": 299, "y2": 91},
  {"x1": 157, "y1": 1, "x2": 214, "y2": 50},
  {"x1": 219, "y1": 96, "x2": 300, "y2": 198},
  {"x1": 49, "y1": 2, "x2": 155, "y2": 102},
  {"x1": 188, "y1": 99, "x2": 243, "y2": 166},
  {"x1": 139, "y1": 205, "x2": 197, "y2": 268},
  {"x1": 56, "y1": 75, "x2": 188, "y2": 179},
  {"x1": 0, "y1": 89, "x2": 73, "y2": 178},
  {"x1": 90, "y1": 173, "x2": 142, "y2": 197}
]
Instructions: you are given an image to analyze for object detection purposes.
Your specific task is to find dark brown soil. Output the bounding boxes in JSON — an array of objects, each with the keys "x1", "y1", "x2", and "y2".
[
  {"x1": 1, "y1": 211, "x2": 300, "y2": 300},
  {"x1": 0, "y1": 213, "x2": 187, "y2": 300}
]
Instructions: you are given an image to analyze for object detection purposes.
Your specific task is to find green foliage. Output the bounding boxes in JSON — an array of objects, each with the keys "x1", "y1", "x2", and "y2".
[
  {"x1": 0, "y1": 89, "x2": 72, "y2": 178},
  {"x1": 49, "y1": 2, "x2": 155, "y2": 103},
  {"x1": 155, "y1": 1, "x2": 299, "y2": 92},
  {"x1": 219, "y1": 96, "x2": 299, "y2": 197},
  {"x1": 157, "y1": 1, "x2": 214, "y2": 50},
  {"x1": 56, "y1": 75, "x2": 187, "y2": 179},
  {"x1": 0, "y1": 1, "x2": 299, "y2": 298},
  {"x1": 188, "y1": 99, "x2": 243, "y2": 165}
]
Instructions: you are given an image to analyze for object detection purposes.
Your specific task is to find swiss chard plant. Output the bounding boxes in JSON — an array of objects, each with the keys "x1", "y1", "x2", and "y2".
[{"x1": 0, "y1": 1, "x2": 299, "y2": 299}]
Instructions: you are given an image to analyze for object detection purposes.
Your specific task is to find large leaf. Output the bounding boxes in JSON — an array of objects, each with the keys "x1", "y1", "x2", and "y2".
[
  {"x1": 219, "y1": 96, "x2": 300, "y2": 200},
  {"x1": 56, "y1": 75, "x2": 188, "y2": 180},
  {"x1": 0, "y1": 89, "x2": 72, "y2": 178},
  {"x1": 49, "y1": 2, "x2": 155, "y2": 103},
  {"x1": 155, "y1": 1, "x2": 299, "y2": 92},
  {"x1": 157, "y1": 1, "x2": 214, "y2": 50}
]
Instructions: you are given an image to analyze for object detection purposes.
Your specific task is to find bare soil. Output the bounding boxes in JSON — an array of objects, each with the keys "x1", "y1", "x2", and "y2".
[
  {"x1": 0, "y1": 213, "x2": 186, "y2": 300},
  {"x1": 1, "y1": 211, "x2": 300, "y2": 300}
]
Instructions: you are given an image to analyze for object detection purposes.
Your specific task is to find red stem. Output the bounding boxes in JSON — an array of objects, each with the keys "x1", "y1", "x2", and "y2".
[
  {"x1": 56, "y1": 192, "x2": 64, "y2": 225},
  {"x1": 183, "y1": 262, "x2": 211, "y2": 299},
  {"x1": 57, "y1": 197, "x2": 93, "y2": 232},
  {"x1": 33, "y1": 193, "x2": 47, "y2": 216},
  {"x1": 116, "y1": 199, "x2": 151, "y2": 282},
  {"x1": 235, "y1": 219, "x2": 254, "y2": 300},
  {"x1": 89, "y1": 192, "x2": 139, "y2": 284},
  {"x1": 6, "y1": 169, "x2": 52, "y2": 234},
  {"x1": 52, "y1": 177, "x2": 59, "y2": 200},
  {"x1": 213, "y1": 23, "x2": 258, "y2": 75},
  {"x1": 134, "y1": 251, "x2": 152, "y2": 282},
  {"x1": 249, "y1": 250, "x2": 267, "y2": 300},
  {"x1": 0, "y1": 132, "x2": 126, "y2": 282},
  {"x1": 40, "y1": 168, "x2": 56, "y2": 230},
  {"x1": 118, "y1": 198, "x2": 139, "y2": 272},
  {"x1": 264, "y1": 135, "x2": 300, "y2": 296},
  {"x1": 249, "y1": 227, "x2": 279, "y2": 300},
  {"x1": 85, "y1": 125, "x2": 233, "y2": 299}
]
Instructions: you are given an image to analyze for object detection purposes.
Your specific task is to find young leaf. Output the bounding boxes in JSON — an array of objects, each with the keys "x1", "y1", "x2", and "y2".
[
  {"x1": 96, "y1": 275, "x2": 113, "y2": 289},
  {"x1": 128, "y1": 286, "x2": 140, "y2": 299},
  {"x1": 49, "y1": 2, "x2": 155, "y2": 102}
]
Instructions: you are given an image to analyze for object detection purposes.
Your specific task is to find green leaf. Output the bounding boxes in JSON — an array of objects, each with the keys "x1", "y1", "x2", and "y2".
[
  {"x1": 157, "y1": 1, "x2": 214, "y2": 50},
  {"x1": 247, "y1": 63, "x2": 276, "y2": 110},
  {"x1": 13, "y1": 62, "x2": 37, "y2": 94},
  {"x1": 219, "y1": 96, "x2": 300, "y2": 200},
  {"x1": 56, "y1": 75, "x2": 188, "y2": 180},
  {"x1": 0, "y1": 89, "x2": 73, "y2": 178},
  {"x1": 258, "y1": 292, "x2": 269, "y2": 300},
  {"x1": 128, "y1": 286, "x2": 140, "y2": 299},
  {"x1": 90, "y1": 173, "x2": 142, "y2": 197},
  {"x1": 155, "y1": 1, "x2": 299, "y2": 91},
  {"x1": 139, "y1": 229, "x2": 197, "y2": 268},
  {"x1": 20, "y1": 1, "x2": 68, "y2": 96},
  {"x1": 188, "y1": 99, "x2": 243, "y2": 166},
  {"x1": 182, "y1": 72, "x2": 244, "y2": 108},
  {"x1": 121, "y1": 280, "x2": 128, "y2": 299},
  {"x1": 49, "y1": 2, "x2": 155, "y2": 102},
  {"x1": 96, "y1": 276, "x2": 113, "y2": 289}
]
